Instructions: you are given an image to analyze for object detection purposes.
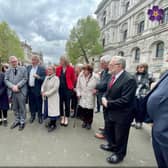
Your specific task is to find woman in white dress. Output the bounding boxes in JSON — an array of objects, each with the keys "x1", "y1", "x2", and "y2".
[{"x1": 41, "y1": 66, "x2": 60, "y2": 132}]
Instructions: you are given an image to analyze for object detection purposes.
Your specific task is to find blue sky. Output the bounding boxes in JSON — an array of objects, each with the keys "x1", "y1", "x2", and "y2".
[{"x1": 0, "y1": 0, "x2": 101, "y2": 64}]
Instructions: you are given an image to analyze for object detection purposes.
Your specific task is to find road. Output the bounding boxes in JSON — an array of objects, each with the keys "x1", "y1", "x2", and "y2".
[{"x1": 0, "y1": 110, "x2": 157, "y2": 167}]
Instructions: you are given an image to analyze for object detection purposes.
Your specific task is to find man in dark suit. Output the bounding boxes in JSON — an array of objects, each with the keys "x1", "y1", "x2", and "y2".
[
  {"x1": 100, "y1": 56, "x2": 137, "y2": 164},
  {"x1": 27, "y1": 55, "x2": 46, "y2": 124},
  {"x1": 93, "y1": 55, "x2": 111, "y2": 139},
  {"x1": 146, "y1": 70, "x2": 168, "y2": 168}
]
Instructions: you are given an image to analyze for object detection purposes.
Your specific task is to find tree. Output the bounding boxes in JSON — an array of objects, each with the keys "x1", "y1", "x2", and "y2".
[
  {"x1": 0, "y1": 21, "x2": 24, "y2": 63},
  {"x1": 66, "y1": 16, "x2": 103, "y2": 64}
]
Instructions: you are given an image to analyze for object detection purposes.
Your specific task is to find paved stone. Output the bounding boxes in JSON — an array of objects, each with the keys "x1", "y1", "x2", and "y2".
[{"x1": 0, "y1": 111, "x2": 157, "y2": 167}]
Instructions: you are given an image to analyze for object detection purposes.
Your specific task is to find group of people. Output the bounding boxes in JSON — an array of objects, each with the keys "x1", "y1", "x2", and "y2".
[{"x1": 0, "y1": 53, "x2": 168, "y2": 166}]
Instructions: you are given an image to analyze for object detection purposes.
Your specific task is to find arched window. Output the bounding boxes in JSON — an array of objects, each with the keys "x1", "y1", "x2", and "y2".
[
  {"x1": 102, "y1": 38, "x2": 105, "y2": 48},
  {"x1": 118, "y1": 51, "x2": 124, "y2": 56},
  {"x1": 138, "y1": 20, "x2": 144, "y2": 34},
  {"x1": 163, "y1": 7, "x2": 168, "y2": 24},
  {"x1": 135, "y1": 12, "x2": 145, "y2": 34},
  {"x1": 135, "y1": 48, "x2": 140, "y2": 61},
  {"x1": 120, "y1": 23, "x2": 128, "y2": 41},
  {"x1": 125, "y1": 1, "x2": 130, "y2": 13},
  {"x1": 156, "y1": 42, "x2": 164, "y2": 58},
  {"x1": 103, "y1": 11, "x2": 106, "y2": 26}
]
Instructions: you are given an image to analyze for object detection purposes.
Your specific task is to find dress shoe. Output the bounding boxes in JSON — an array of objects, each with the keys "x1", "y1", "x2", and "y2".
[
  {"x1": 106, "y1": 154, "x2": 124, "y2": 164},
  {"x1": 48, "y1": 125, "x2": 56, "y2": 132},
  {"x1": 60, "y1": 117, "x2": 65, "y2": 126},
  {"x1": 95, "y1": 111, "x2": 100, "y2": 113},
  {"x1": 71, "y1": 114, "x2": 75, "y2": 118},
  {"x1": 86, "y1": 123, "x2": 91, "y2": 130},
  {"x1": 95, "y1": 133, "x2": 105, "y2": 139},
  {"x1": 3, "y1": 120, "x2": 8, "y2": 127},
  {"x1": 29, "y1": 117, "x2": 35, "y2": 124},
  {"x1": 135, "y1": 122, "x2": 142, "y2": 129},
  {"x1": 19, "y1": 124, "x2": 25, "y2": 131},
  {"x1": 100, "y1": 144, "x2": 114, "y2": 152},
  {"x1": 64, "y1": 117, "x2": 68, "y2": 127},
  {"x1": 10, "y1": 122, "x2": 20, "y2": 129},
  {"x1": 131, "y1": 122, "x2": 135, "y2": 127},
  {"x1": 38, "y1": 118, "x2": 43, "y2": 124},
  {"x1": 82, "y1": 122, "x2": 87, "y2": 128}
]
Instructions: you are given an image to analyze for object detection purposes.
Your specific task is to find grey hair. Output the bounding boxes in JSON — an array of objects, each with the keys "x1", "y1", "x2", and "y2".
[
  {"x1": 9, "y1": 56, "x2": 18, "y2": 62},
  {"x1": 100, "y1": 55, "x2": 112, "y2": 63},
  {"x1": 31, "y1": 55, "x2": 40, "y2": 62},
  {"x1": 112, "y1": 55, "x2": 126, "y2": 69}
]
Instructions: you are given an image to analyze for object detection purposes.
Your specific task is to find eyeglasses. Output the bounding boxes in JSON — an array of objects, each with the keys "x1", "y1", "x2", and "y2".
[
  {"x1": 10, "y1": 61, "x2": 17, "y2": 63},
  {"x1": 109, "y1": 63, "x2": 121, "y2": 66}
]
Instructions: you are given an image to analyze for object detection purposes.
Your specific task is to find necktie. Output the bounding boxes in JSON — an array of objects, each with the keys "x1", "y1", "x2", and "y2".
[
  {"x1": 14, "y1": 68, "x2": 17, "y2": 76},
  {"x1": 109, "y1": 75, "x2": 116, "y2": 88}
]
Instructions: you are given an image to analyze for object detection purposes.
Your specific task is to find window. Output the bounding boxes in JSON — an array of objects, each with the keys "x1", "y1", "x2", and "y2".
[
  {"x1": 103, "y1": 11, "x2": 106, "y2": 26},
  {"x1": 118, "y1": 51, "x2": 124, "y2": 56},
  {"x1": 123, "y1": 30, "x2": 127, "y2": 41},
  {"x1": 137, "y1": 20, "x2": 144, "y2": 34},
  {"x1": 125, "y1": 1, "x2": 130, "y2": 13},
  {"x1": 102, "y1": 38, "x2": 105, "y2": 48},
  {"x1": 135, "y1": 48, "x2": 140, "y2": 61},
  {"x1": 156, "y1": 42, "x2": 164, "y2": 58},
  {"x1": 163, "y1": 8, "x2": 168, "y2": 24}
]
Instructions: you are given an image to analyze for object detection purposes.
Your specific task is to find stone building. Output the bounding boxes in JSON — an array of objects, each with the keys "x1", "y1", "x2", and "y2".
[
  {"x1": 21, "y1": 41, "x2": 32, "y2": 63},
  {"x1": 21, "y1": 41, "x2": 44, "y2": 64},
  {"x1": 95, "y1": 0, "x2": 168, "y2": 76}
]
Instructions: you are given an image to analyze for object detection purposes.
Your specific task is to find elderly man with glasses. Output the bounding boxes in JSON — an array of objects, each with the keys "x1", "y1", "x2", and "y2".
[
  {"x1": 5, "y1": 56, "x2": 28, "y2": 131},
  {"x1": 100, "y1": 56, "x2": 137, "y2": 164}
]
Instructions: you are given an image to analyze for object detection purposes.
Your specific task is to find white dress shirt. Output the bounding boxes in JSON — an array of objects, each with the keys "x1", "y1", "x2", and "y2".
[{"x1": 29, "y1": 66, "x2": 38, "y2": 87}]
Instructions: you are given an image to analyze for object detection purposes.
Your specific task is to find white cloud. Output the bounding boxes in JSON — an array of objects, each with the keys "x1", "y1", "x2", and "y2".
[{"x1": 0, "y1": 0, "x2": 102, "y2": 63}]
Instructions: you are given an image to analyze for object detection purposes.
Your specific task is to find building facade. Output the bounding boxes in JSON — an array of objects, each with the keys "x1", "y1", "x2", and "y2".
[
  {"x1": 95, "y1": 0, "x2": 168, "y2": 75},
  {"x1": 21, "y1": 41, "x2": 44, "y2": 64},
  {"x1": 21, "y1": 41, "x2": 32, "y2": 63}
]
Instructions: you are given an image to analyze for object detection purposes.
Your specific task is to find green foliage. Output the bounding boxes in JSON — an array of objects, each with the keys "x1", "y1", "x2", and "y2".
[
  {"x1": 0, "y1": 21, "x2": 24, "y2": 63},
  {"x1": 66, "y1": 16, "x2": 103, "y2": 64}
]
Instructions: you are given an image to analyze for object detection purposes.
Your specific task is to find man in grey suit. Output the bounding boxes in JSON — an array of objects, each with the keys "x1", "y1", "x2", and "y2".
[{"x1": 5, "y1": 56, "x2": 28, "y2": 131}]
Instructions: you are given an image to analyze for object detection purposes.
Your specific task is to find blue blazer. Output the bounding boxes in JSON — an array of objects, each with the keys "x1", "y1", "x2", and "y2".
[
  {"x1": 146, "y1": 71, "x2": 168, "y2": 146},
  {"x1": 27, "y1": 65, "x2": 46, "y2": 96}
]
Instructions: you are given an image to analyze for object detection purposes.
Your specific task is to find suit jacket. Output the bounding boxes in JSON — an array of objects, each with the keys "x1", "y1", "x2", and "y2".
[
  {"x1": 0, "y1": 72, "x2": 9, "y2": 110},
  {"x1": 4, "y1": 66, "x2": 28, "y2": 97},
  {"x1": 146, "y1": 71, "x2": 168, "y2": 146},
  {"x1": 103, "y1": 71, "x2": 137, "y2": 124},
  {"x1": 56, "y1": 65, "x2": 75, "y2": 90},
  {"x1": 95, "y1": 69, "x2": 111, "y2": 97},
  {"x1": 27, "y1": 65, "x2": 46, "y2": 96},
  {"x1": 139, "y1": 71, "x2": 168, "y2": 122}
]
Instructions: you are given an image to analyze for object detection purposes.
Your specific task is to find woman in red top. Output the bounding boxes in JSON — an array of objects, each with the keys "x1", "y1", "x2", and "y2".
[{"x1": 56, "y1": 56, "x2": 75, "y2": 126}]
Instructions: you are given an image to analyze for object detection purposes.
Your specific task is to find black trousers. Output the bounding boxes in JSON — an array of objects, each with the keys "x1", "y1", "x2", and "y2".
[
  {"x1": 96, "y1": 94, "x2": 101, "y2": 112},
  {"x1": 59, "y1": 89, "x2": 72, "y2": 117},
  {"x1": 134, "y1": 97, "x2": 145, "y2": 123},
  {"x1": 105, "y1": 120, "x2": 131, "y2": 158},
  {"x1": 28, "y1": 88, "x2": 42, "y2": 119},
  {"x1": 78, "y1": 106, "x2": 94, "y2": 125},
  {"x1": 49, "y1": 119, "x2": 57, "y2": 126},
  {"x1": 0, "y1": 110, "x2": 8, "y2": 119}
]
